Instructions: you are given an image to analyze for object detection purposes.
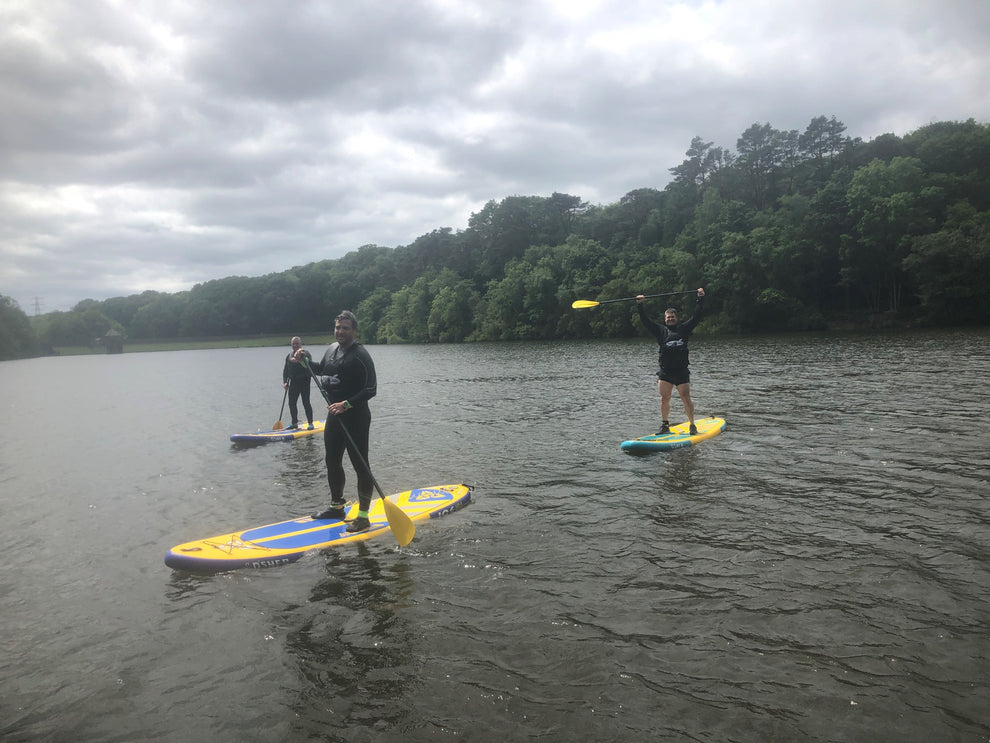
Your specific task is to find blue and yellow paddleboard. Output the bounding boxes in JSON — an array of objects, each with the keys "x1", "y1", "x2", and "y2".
[
  {"x1": 230, "y1": 420, "x2": 326, "y2": 443},
  {"x1": 620, "y1": 416, "x2": 725, "y2": 453},
  {"x1": 165, "y1": 484, "x2": 472, "y2": 573}
]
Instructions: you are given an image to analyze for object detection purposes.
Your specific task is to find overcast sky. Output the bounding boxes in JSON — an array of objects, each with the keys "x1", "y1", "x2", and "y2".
[{"x1": 2, "y1": 0, "x2": 988, "y2": 313}]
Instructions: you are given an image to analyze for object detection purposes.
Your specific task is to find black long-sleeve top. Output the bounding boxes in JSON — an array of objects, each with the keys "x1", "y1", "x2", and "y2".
[
  {"x1": 308, "y1": 342, "x2": 377, "y2": 408},
  {"x1": 283, "y1": 350, "x2": 312, "y2": 385},
  {"x1": 637, "y1": 298, "x2": 705, "y2": 371}
]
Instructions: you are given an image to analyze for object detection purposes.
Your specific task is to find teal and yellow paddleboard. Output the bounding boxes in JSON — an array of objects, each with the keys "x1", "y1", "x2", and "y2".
[
  {"x1": 165, "y1": 484, "x2": 472, "y2": 573},
  {"x1": 620, "y1": 416, "x2": 725, "y2": 453},
  {"x1": 230, "y1": 419, "x2": 326, "y2": 443}
]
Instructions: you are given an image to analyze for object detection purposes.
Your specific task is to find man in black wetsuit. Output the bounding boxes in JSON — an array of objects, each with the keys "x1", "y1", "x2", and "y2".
[
  {"x1": 282, "y1": 336, "x2": 314, "y2": 430},
  {"x1": 290, "y1": 311, "x2": 377, "y2": 533},
  {"x1": 636, "y1": 288, "x2": 706, "y2": 435}
]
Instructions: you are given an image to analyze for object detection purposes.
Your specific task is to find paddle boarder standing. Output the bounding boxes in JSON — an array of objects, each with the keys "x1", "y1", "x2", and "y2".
[
  {"x1": 292, "y1": 311, "x2": 377, "y2": 533},
  {"x1": 636, "y1": 288, "x2": 706, "y2": 435},
  {"x1": 282, "y1": 336, "x2": 314, "y2": 430}
]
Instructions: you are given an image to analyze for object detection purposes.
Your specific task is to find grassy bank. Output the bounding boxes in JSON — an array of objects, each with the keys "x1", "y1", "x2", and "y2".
[{"x1": 53, "y1": 335, "x2": 291, "y2": 356}]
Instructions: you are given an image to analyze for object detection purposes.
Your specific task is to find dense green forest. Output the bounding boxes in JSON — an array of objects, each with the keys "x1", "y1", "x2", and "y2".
[{"x1": 3, "y1": 116, "x2": 989, "y2": 359}]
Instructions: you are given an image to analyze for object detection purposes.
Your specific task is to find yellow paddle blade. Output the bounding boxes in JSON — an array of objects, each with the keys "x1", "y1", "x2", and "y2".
[
  {"x1": 383, "y1": 497, "x2": 416, "y2": 546},
  {"x1": 571, "y1": 299, "x2": 600, "y2": 309},
  {"x1": 272, "y1": 420, "x2": 284, "y2": 430}
]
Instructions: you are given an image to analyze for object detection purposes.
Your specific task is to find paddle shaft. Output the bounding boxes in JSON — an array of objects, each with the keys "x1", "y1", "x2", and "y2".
[
  {"x1": 274, "y1": 385, "x2": 288, "y2": 429},
  {"x1": 578, "y1": 290, "x2": 697, "y2": 308}
]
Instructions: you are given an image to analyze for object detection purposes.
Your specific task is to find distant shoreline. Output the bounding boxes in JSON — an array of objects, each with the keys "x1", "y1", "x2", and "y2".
[{"x1": 44, "y1": 318, "x2": 990, "y2": 357}]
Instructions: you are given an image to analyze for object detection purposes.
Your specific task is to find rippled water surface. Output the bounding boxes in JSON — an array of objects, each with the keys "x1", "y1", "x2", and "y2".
[{"x1": 1, "y1": 330, "x2": 988, "y2": 742}]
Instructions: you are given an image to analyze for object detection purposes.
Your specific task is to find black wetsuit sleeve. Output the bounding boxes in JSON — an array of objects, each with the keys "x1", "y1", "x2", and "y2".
[
  {"x1": 346, "y1": 347, "x2": 377, "y2": 406},
  {"x1": 680, "y1": 298, "x2": 705, "y2": 332},
  {"x1": 637, "y1": 303, "x2": 668, "y2": 341}
]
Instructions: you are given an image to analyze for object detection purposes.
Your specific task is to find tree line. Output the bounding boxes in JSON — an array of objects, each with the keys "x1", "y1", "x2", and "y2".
[{"x1": 2, "y1": 115, "x2": 988, "y2": 360}]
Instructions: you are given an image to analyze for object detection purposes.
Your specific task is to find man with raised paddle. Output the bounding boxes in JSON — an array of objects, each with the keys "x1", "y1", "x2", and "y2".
[{"x1": 636, "y1": 288, "x2": 706, "y2": 435}]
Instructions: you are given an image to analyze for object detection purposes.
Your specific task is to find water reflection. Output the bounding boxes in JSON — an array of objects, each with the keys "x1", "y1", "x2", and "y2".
[{"x1": 280, "y1": 547, "x2": 419, "y2": 736}]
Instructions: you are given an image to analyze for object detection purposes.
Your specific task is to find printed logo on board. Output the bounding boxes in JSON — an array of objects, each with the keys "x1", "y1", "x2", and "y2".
[
  {"x1": 409, "y1": 488, "x2": 451, "y2": 502},
  {"x1": 249, "y1": 558, "x2": 293, "y2": 569}
]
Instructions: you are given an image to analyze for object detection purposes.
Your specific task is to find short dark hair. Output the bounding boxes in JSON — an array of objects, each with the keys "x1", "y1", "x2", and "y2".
[{"x1": 334, "y1": 310, "x2": 358, "y2": 331}]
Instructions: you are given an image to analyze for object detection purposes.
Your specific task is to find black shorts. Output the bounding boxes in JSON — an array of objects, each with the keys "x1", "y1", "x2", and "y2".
[{"x1": 657, "y1": 367, "x2": 690, "y2": 386}]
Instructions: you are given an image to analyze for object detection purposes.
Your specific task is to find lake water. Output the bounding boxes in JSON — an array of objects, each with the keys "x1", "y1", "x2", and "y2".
[{"x1": 1, "y1": 330, "x2": 988, "y2": 742}]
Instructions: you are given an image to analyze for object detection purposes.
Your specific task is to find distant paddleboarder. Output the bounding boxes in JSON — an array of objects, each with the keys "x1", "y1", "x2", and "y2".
[
  {"x1": 282, "y1": 336, "x2": 314, "y2": 430},
  {"x1": 636, "y1": 288, "x2": 706, "y2": 435}
]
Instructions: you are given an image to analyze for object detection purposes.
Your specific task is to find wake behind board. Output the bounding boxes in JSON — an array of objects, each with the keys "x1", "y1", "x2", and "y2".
[
  {"x1": 165, "y1": 483, "x2": 472, "y2": 574},
  {"x1": 230, "y1": 419, "x2": 326, "y2": 443},
  {"x1": 620, "y1": 416, "x2": 725, "y2": 453}
]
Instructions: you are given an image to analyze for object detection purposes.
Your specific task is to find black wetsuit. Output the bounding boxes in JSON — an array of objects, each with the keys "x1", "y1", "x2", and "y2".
[
  {"x1": 282, "y1": 350, "x2": 313, "y2": 426},
  {"x1": 309, "y1": 342, "x2": 378, "y2": 512},
  {"x1": 637, "y1": 297, "x2": 705, "y2": 386}
]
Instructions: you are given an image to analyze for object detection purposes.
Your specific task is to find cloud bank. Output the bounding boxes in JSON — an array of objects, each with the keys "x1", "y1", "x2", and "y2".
[{"x1": 2, "y1": 0, "x2": 988, "y2": 312}]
